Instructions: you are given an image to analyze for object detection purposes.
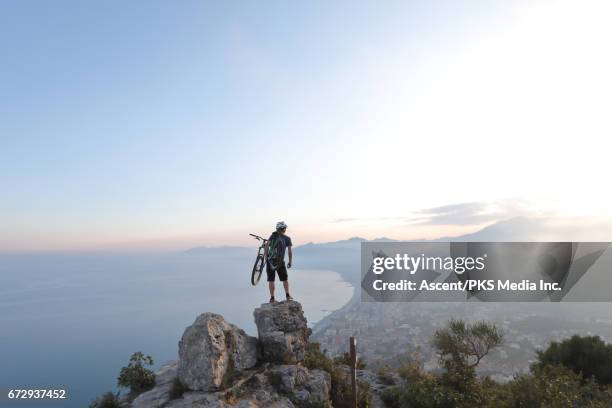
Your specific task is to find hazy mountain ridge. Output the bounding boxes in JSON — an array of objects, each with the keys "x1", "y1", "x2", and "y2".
[
  {"x1": 184, "y1": 246, "x2": 252, "y2": 256},
  {"x1": 184, "y1": 218, "x2": 542, "y2": 287},
  {"x1": 185, "y1": 217, "x2": 543, "y2": 256}
]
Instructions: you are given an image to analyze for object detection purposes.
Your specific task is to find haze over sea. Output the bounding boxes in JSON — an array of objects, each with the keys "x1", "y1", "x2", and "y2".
[{"x1": 0, "y1": 249, "x2": 353, "y2": 408}]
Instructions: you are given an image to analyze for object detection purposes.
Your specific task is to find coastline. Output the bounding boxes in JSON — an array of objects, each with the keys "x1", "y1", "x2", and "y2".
[{"x1": 312, "y1": 288, "x2": 358, "y2": 337}]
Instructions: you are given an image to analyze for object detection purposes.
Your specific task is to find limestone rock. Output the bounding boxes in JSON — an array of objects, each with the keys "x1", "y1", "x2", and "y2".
[
  {"x1": 178, "y1": 313, "x2": 258, "y2": 391},
  {"x1": 127, "y1": 302, "x2": 334, "y2": 407},
  {"x1": 267, "y1": 365, "x2": 331, "y2": 406},
  {"x1": 253, "y1": 301, "x2": 311, "y2": 364},
  {"x1": 164, "y1": 367, "x2": 295, "y2": 407},
  {"x1": 131, "y1": 361, "x2": 178, "y2": 408}
]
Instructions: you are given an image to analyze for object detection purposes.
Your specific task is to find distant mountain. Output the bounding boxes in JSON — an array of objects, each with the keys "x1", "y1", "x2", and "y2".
[
  {"x1": 185, "y1": 245, "x2": 251, "y2": 256},
  {"x1": 183, "y1": 218, "x2": 545, "y2": 286},
  {"x1": 295, "y1": 236, "x2": 397, "y2": 250},
  {"x1": 435, "y1": 217, "x2": 540, "y2": 242},
  {"x1": 296, "y1": 237, "x2": 365, "y2": 250},
  {"x1": 371, "y1": 237, "x2": 396, "y2": 242},
  {"x1": 295, "y1": 217, "x2": 542, "y2": 252},
  {"x1": 187, "y1": 217, "x2": 542, "y2": 256}
]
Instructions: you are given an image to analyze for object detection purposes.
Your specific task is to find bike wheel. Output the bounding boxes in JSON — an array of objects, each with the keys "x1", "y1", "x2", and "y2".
[{"x1": 251, "y1": 254, "x2": 265, "y2": 286}]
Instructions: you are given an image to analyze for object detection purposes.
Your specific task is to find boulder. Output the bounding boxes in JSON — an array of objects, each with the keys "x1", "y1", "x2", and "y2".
[
  {"x1": 267, "y1": 365, "x2": 331, "y2": 406},
  {"x1": 253, "y1": 301, "x2": 311, "y2": 364},
  {"x1": 178, "y1": 313, "x2": 258, "y2": 391}
]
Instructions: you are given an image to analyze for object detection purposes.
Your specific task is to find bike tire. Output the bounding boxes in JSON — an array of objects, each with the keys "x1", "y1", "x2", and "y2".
[{"x1": 251, "y1": 254, "x2": 265, "y2": 286}]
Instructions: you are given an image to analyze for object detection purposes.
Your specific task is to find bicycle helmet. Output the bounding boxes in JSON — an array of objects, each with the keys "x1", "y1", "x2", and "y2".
[{"x1": 276, "y1": 221, "x2": 287, "y2": 231}]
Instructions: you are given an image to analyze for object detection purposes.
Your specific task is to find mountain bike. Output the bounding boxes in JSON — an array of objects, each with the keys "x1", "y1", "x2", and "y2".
[{"x1": 249, "y1": 234, "x2": 267, "y2": 285}]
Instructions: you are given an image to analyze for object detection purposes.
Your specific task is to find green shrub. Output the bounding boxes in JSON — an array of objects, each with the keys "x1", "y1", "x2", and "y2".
[
  {"x1": 433, "y1": 319, "x2": 503, "y2": 396},
  {"x1": 396, "y1": 361, "x2": 427, "y2": 384},
  {"x1": 382, "y1": 319, "x2": 503, "y2": 407},
  {"x1": 305, "y1": 342, "x2": 335, "y2": 373},
  {"x1": 380, "y1": 387, "x2": 402, "y2": 408},
  {"x1": 333, "y1": 352, "x2": 367, "y2": 369},
  {"x1": 305, "y1": 342, "x2": 372, "y2": 408},
  {"x1": 381, "y1": 377, "x2": 459, "y2": 408},
  {"x1": 379, "y1": 321, "x2": 612, "y2": 408},
  {"x1": 117, "y1": 352, "x2": 155, "y2": 395},
  {"x1": 377, "y1": 364, "x2": 396, "y2": 385},
  {"x1": 502, "y1": 364, "x2": 612, "y2": 408},
  {"x1": 535, "y1": 335, "x2": 612, "y2": 385},
  {"x1": 88, "y1": 391, "x2": 122, "y2": 408}
]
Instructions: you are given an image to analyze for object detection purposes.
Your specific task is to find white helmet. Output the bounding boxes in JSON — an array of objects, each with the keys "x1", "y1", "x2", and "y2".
[{"x1": 276, "y1": 221, "x2": 287, "y2": 231}]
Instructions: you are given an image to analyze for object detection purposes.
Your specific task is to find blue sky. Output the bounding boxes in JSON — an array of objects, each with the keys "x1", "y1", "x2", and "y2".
[{"x1": 2, "y1": 1, "x2": 611, "y2": 251}]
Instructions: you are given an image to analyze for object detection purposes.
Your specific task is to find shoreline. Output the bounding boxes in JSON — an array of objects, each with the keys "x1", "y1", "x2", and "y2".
[{"x1": 310, "y1": 264, "x2": 360, "y2": 337}]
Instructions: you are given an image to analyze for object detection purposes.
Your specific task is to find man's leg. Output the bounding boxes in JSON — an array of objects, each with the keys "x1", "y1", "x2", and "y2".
[
  {"x1": 268, "y1": 281, "x2": 275, "y2": 298},
  {"x1": 278, "y1": 263, "x2": 292, "y2": 300},
  {"x1": 266, "y1": 262, "x2": 276, "y2": 302}
]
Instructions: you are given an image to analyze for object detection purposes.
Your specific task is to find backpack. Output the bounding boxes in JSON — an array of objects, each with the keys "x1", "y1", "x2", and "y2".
[{"x1": 268, "y1": 232, "x2": 284, "y2": 270}]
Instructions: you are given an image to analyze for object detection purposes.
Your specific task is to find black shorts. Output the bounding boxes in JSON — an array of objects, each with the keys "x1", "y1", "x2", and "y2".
[{"x1": 267, "y1": 260, "x2": 288, "y2": 282}]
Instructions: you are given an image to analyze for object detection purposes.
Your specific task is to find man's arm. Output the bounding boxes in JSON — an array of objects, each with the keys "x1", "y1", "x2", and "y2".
[
  {"x1": 287, "y1": 246, "x2": 292, "y2": 268},
  {"x1": 264, "y1": 242, "x2": 269, "y2": 259}
]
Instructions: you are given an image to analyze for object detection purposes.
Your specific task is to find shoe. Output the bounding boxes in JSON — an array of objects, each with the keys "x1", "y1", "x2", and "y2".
[
  {"x1": 269, "y1": 296, "x2": 276, "y2": 303},
  {"x1": 286, "y1": 293, "x2": 293, "y2": 301}
]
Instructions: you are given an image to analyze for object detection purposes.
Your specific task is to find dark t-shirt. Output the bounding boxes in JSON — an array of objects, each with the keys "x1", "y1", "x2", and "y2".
[{"x1": 268, "y1": 232, "x2": 292, "y2": 261}]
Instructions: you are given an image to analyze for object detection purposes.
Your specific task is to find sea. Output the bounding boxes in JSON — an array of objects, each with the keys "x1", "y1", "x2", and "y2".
[{"x1": 0, "y1": 250, "x2": 353, "y2": 407}]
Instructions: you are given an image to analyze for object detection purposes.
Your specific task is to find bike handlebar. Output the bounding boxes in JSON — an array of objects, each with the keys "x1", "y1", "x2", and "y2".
[{"x1": 249, "y1": 233, "x2": 267, "y2": 242}]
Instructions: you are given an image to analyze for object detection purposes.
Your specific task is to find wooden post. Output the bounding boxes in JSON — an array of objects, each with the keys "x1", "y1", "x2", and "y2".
[{"x1": 350, "y1": 336, "x2": 357, "y2": 408}]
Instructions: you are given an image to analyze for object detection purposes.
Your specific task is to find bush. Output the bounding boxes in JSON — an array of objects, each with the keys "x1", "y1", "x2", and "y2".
[
  {"x1": 333, "y1": 352, "x2": 367, "y2": 369},
  {"x1": 383, "y1": 364, "x2": 612, "y2": 408},
  {"x1": 433, "y1": 319, "x2": 503, "y2": 370},
  {"x1": 379, "y1": 321, "x2": 612, "y2": 408},
  {"x1": 501, "y1": 364, "x2": 612, "y2": 408},
  {"x1": 377, "y1": 364, "x2": 396, "y2": 385},
  {"x1": 305, "y1": 342, "x2": 371, "y2": 408},
  {"x1": 382, "y1": 319, "x2": 503, "y2": 407},
  {"x1": 381, "y1": 377, "x2": 459, "y2": 408},
  {"x1": 117, "y1": 352, "x2": 155, "y2": 395},
  {"x1": 535, "y1": 335, "x2": 612, "y2": 385},
  {"x1": 396, "y1": 361, "x2": 427, "y2": 384},
  {"x1": 88, "y1": 392, "x2": 122, "y2": 408},
  {"x1": 305, "y1": 342, "x2": 335, "y2": 372},
  {"x1": 433, "y1": 319, "x2": 503, "y2": 396}
]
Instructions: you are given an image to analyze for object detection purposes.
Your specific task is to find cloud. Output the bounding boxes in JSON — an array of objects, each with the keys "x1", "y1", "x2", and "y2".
[
  {"x1": 409, "y1": 199, "x2": 534, "y2": 226},
  {"x1": 330, "y1": 199, "x2": 536, "y2": 228},
  {"x1": 331, "y1": 217, "x2": 360, "y2": 223}
]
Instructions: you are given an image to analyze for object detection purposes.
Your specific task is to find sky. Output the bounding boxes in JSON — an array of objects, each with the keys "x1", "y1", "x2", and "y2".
[{"x1": 1, "y1": 0, "x2": 611, "y2": 252}]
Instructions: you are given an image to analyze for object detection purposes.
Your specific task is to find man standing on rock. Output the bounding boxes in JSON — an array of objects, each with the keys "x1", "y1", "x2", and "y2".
[{"x1": 264, "y1": 221, "x2": 293, "y2": 303}]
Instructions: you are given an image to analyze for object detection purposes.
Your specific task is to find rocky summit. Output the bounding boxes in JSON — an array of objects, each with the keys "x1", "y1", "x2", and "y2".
[
  {"x1": 131, "y1": 301, "x2": 333, "y2": 407},
  {"x1": 253, "y1": 301, "x2": 311, "y2": 365}
]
